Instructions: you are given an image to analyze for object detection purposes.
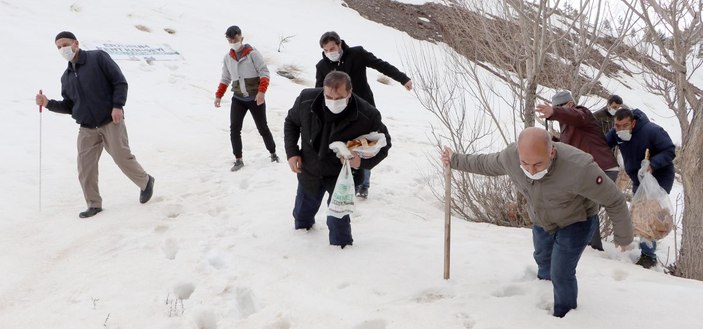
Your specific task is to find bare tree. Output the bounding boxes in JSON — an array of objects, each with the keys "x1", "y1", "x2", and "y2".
[
  {"x1": 440, "y1": 0, "x2": 583, "y2": 129},
  {"x1": 623, "y1": 0, "x2": 703, "y2": 280},
  {"x1": 551, "y1": 0, "x2": 640, "y2": 104},
  {"x1": 404, "y1": 42, "x2": 531, "y2": 226}
]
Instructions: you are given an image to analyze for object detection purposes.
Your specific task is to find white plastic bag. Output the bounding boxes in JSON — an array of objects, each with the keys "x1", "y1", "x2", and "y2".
[
  {"x1": 346, "y1": 132, "x2": 387, "y2": 159},
  {"x1": 630, "y1": 159, "x2": 674, "y2": 240},
  {"x1": 327, "y1": 158, "x2": 355, "y2": 219},
  {"x1": 329, "y1": 141, "x2": 353, "y2": 159}
]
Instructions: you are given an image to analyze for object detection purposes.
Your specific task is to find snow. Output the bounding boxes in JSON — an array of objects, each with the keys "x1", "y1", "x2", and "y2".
[{"x1": 0, "y1": 0, "x2": 701, "y2": 328}]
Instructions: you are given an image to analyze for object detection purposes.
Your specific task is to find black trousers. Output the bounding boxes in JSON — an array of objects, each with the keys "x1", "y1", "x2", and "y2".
[{"x1": 230, "y1": 97, "x2": 276, "y2": 158}]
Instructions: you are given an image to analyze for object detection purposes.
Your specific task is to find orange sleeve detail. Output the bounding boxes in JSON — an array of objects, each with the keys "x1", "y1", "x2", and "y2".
[
  {"x1": 258, "y1": 77, "x2": 270, "y2": 93},
  {"x1": 215, "y1": 83, "x2": 228, "y2": 98}
]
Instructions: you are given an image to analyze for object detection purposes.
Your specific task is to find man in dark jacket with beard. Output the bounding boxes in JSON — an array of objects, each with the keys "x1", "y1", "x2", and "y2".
[
  {"x1": 606, "y1": 108, "x2": 676, "y2": 268},
  {"x1": 315, "y1": 31, "x2": 410, "y2": 199},
  {"x1": 284, "y1": 71, "x2": 391, "y2": 248}
]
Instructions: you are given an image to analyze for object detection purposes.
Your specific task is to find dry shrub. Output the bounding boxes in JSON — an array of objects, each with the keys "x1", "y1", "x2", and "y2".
[{"x1": 448, "y1": 171, "x2": 532, "y2": 227}]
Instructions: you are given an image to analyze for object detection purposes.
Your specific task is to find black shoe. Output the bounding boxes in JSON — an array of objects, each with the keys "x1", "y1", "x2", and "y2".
[
  {"x1": 635, "y1": 254, "x2": 657, "y2": 269},
  {"x1": 231, "y1": 159, "x2": 244, "y2": 171},
  {"x1": 356, "y1": 186, "x2": 368, "y2": 199},
  {"x1": 270, "y1": 153, "x2": 280, "y2": 163},
  {"x1": 140, "y1": 175, "x2": 155, "y2": 204},
  {"x1": 79, "y1": 207, "x2": 103, "y2": 218},
  {"x1": 588, "y1": 241, "x2": 604, "y2": 251}
]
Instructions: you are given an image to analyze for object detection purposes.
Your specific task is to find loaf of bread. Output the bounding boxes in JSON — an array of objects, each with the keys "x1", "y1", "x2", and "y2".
[{"x1": 346, "y1": 138, "x2": 376, "y2": 150}]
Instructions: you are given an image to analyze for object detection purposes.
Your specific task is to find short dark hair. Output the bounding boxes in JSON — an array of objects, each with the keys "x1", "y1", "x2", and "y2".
[
  {"x1": 225, "y1": 25, "x2": 241, "y2": 38},
  {"x1": 608, "y1": 95, "x2": 623, "y2": 106},
  {"x1": 614, "y1": 108, "x2": 634, "y2": 120},
  {"x1": 319, "y1": 31, "x2": 341, "y2": 48},
  {"x1": 323, "y1": 71, "x2": 352, "y2": 92}
]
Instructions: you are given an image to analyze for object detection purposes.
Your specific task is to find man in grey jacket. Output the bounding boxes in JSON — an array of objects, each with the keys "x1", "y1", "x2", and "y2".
[
  {"x1": 35, "y1": 31, "x2": 154, "y2": 218},
  {"x1": 441, "y1": 127, "x2": 633, "y2": 318}
]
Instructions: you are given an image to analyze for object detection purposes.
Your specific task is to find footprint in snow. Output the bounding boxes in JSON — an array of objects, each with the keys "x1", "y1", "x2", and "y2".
[
  {"x1": 206, "y1": 250, "x2": 225, "y2": 270},
  {"x1": 173, "y1": 282, "x2": 196, "y2": 300},
  {"x1": 195, "y1": 309, "x2": 217, "y2": 329},
  {"x1": 162, "y1": 203, "x2": 183, "y2": 219},
  {"x1": 612, "y1": 268, "x2": 629, "y2": 281},
  {"x1": 235, "y1": 286, "x2": 257, "y2": 319},
  {"x1": 154, "y1": 224, "x2": 169, "y2": 233},
  {"x1": 352, "y1": 319, "x2": 387, "y2": 329},
  {"x1": 161, "y1": 238, "x2": 179, "y2": 260},
  {"x1": 536, "y1": 292, "x2": 553, "y2": 314},
  {"x1": 491, "y1": 284, "x2": 527, "y2": 298},
  {"x1": 415, "y1": 289, "x2": 449, "y2": 303},
  {"x1": 265, "y1": 314, "x2": 292, "y2": 329},
  {"x1": 456, "y1": 312, "x2": 476, "y2": 329}
]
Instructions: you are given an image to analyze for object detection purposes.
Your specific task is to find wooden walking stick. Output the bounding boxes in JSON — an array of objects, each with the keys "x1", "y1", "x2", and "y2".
[
  {"x1": 444, "y1": 164, "x2": 451, "y2": 280},
  {"x1": 39, "y1": 89, "x2": 43, "y2": 211}
]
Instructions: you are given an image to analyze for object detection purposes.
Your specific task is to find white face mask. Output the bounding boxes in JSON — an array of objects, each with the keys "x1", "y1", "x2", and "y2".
[
  {"x1": 325, "y1": 50, "x2": 341, "y2": 62},
  {"x1": 617, "y1": 130, "x2": 632, "y2": 141},
  {"x1": 608, "y1": 108, "x2": 617, "y2": 116},
  {"x1": 325, "y1": 97, "x2": 348, "y2": 114},
  {"x1": 521, "y1": 166, "x2": 549, "y2": 180},
  {"x1": 59, "y1": 46, "x2": 75, "y2": 61},
  {"x1": 230, "y1": 42, "x2": 242, "y2": 50}
]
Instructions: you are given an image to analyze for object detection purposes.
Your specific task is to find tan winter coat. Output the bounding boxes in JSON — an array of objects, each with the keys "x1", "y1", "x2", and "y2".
[{"x1": 450, "y1": 142, "x2": 633, "y2": 246}]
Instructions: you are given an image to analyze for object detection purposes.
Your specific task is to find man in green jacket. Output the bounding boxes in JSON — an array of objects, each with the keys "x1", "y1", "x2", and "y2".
[{"x1": 441, "y1": 127, "x2": 633, "y2": 318}]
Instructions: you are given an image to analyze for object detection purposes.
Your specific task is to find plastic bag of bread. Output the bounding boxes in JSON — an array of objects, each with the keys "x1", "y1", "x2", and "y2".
[
  {"x1": 344, "y1": 132, "x2": 387, "y2": 159},
  {"x1": 630, "y1": 159, "x2": 674, "y2": 241}
]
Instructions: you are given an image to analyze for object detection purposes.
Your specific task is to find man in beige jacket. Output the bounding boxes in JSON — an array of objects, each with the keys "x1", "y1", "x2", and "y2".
[{"x1": 441, "y1": 127, "x2": 633, "y2": 318}]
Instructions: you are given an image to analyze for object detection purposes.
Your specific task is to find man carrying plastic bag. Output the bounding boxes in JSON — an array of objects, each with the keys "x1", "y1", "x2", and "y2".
[
  {"x1": 606, "y1": 108, "x2": 676, "y2": 268},
  {"x1": 283, "y1": 71, "x2": 391, "y2": 248}
]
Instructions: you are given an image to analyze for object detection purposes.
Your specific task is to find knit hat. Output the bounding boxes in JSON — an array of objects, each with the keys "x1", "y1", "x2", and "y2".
[
  {"x1": 551, "y1": 90, "x2": 574, "y2": 106},
  {"x1": 55, "y1": 31, "x2": 77, "y2": 41},
  {"x1": 225, "y1": 25, "x2": 241, "y2": 38}
]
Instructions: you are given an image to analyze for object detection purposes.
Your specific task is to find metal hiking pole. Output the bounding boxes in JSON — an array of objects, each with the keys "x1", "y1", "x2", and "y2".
[
  {"x1": 39, "y1": 89, "x2": 43, "y2": 211},
  {"x1": 444, "y1": 163, "x2": 451, "y2": 280}
]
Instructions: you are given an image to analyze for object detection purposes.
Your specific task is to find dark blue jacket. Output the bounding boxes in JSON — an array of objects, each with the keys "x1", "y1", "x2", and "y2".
[
  {"x1": 283, "y1": 88, "x2": 391, "y2": 194},
  {"x1": 605, "y1": 109, "x2": 676, "y2": 192},
  {"x1": 47, "y1": 49, "x2": 128, "y2": 127}
]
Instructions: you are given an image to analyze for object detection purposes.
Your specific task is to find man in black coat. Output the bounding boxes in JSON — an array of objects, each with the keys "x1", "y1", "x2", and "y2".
[
  {"x1": 315, "y1": 31, "x2": 410, "y2": 199},
  {"x1": 284, "y1": 71, "x2": 391, "y2": 248}
]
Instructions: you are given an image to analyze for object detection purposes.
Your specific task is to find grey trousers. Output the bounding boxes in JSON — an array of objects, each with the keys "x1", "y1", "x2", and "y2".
[{"x1": 77, "y1": 121, "x2": 149, "y2": 208}]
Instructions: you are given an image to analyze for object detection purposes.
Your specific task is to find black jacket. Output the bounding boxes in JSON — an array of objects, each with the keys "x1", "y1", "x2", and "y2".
[
  {"x1": 284, "y1": 88, "x2": 391, "y2": 193},
  {"x1": 47, "y1": 49, "x2": 128, "y2": 127},
  {"x1": 315, "y1": 41, "x2": 410, "y2": 106}
]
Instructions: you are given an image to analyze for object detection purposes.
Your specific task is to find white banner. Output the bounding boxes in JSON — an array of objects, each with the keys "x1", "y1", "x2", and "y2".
[{"x1": 83, "y1": 42, "x2": 183, "y2": 61}]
